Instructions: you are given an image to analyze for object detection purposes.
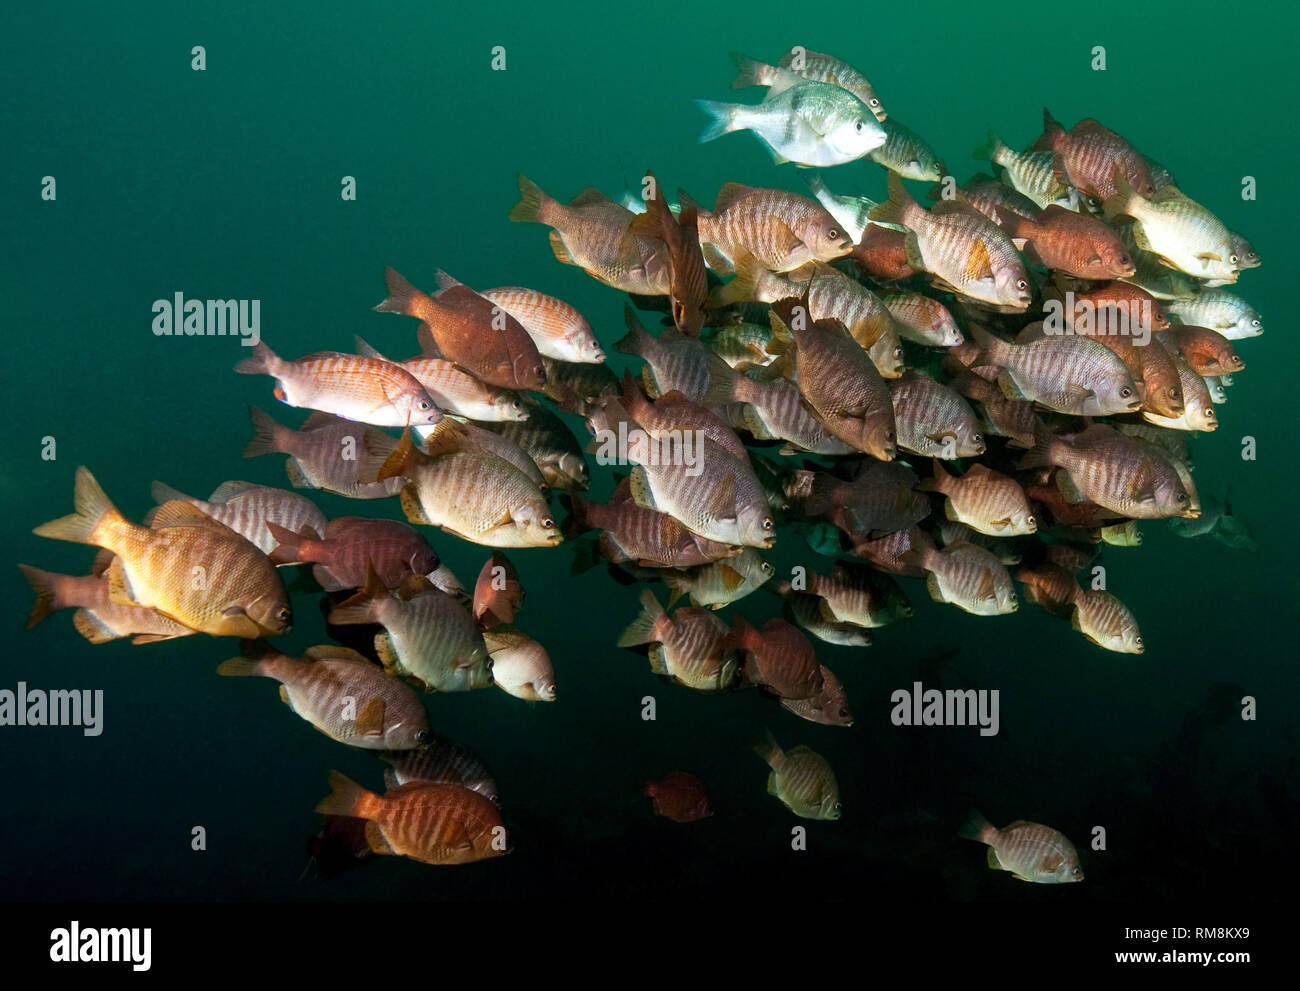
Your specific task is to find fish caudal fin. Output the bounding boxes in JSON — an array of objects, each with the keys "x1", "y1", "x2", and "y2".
[
  {"x1": 314, "y1": 770, "x2": 377, "y2": 819},
  {"x1": 328, "y1": 561, "x2": 387, "y2": 626},
  {"x1": 728, "y1": 52, "x2": 774, "y2": 89},
  {"x1": 243, "y1": 406, "x2": 280, "y2": 458},
  {"x1": 265, "y1": 521, "x2": 309, "y2": 565},
  {"x1": 695, "y1": 99, "x2": 738, "y2": 143},
  {"x1": 1016, "y1": 420, "x2": 1060, "y2": 471},
  {"x1": 18, "y1": 564, "x2": 61, "y2": 628},
  {"x1": 617, "y1": 588, "x2": 666, "y2": 647},
  {"x1": 613, "y1": 305, "x2": 653, "y2": 358},
  {"x1": 752, "y1": 727, "x2": 782, "y2": 766},
  {"x1": 233, "y1": 340, "x2": 278, "y2": 377},
  {"x1": 373, "y1": 266, "x2": 432, "y2": 320},
  {"x1": 868, "y1": 172, "x2": 914, "y2": 227},
  {"x1": 33, "y1": 467, "x2": 121, "y2": 547},
  {"x1": 509, "y1": 174, "x2": 559, "y2": 226},
  {"x1": 958, "y1": 807, "x2": 999, "y2": 845}
]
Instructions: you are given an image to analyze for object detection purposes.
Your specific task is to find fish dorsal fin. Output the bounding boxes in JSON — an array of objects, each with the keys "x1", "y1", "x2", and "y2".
[
  {"x1": 399, "y1": 486, "x2": 433, "y2": 526},
  {"x1": 352, "y1": 697, "x2": 386, "y2": 738},
  {"x1": 964, "y1": 238, "x2": 993, "y2": 282},
  {"x1": 149, "y1": 500, "x2": 220, "y2": 530},
  {"x1": 207, "y1": 480, "x2": 261, "y2": 503},
  {"x1": 354, "y1": 336, "x2": 387, "y2": 361},
  {"x1": 303, "y1": 644, "x2": 370, "y2": 665},
  {"x1": 570, "y1": 187, "x2": 614, "y2": 208},
  {"x1": 434, "y1": 270, "x2": 467, "y2": 292},
  {"x1": 1006, "y1": 819, "x2": 1030, "y2": 829},
  {"x1": 714, "y1": 183, "x2": 757, "y2": 213},
  {"x1": 300, "y1": 411, "x2": 339, "y2": 431}
]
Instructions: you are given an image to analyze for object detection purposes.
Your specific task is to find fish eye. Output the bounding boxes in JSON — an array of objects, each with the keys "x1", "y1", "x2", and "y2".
[
  {"x1": 1071, "y1": 867, "x2": 1082, "y2": 877},
  {"x1": 1251, "y1": 318, "x2": 1261, "y2": 327},
  {"x1": 1135, "y1": 636, "x2": 1143, "y2": 646},
  {"x1": 415, "y1": 730, "x2": 433, "y2": 744},
  {"x1": 856, "y1": 121, "x2": 864, "y2": 133},
  {"x1": 893, "y1": 347, "x2": 904, "y2": 359},
  {"x1": 972, "y1": 434, "x2": 983, "y2": 445},
  {"x1": 1204, "y1": 409, "x2": 1215, "y2": 419},
  {"x1": 761, "y1": 518, "x2": 774, "y2": 531},
  {"x1": 869, "y1": 98, "x2": 880, "y2": 107},
  {"x1": 277, "y1": 606, "x2": 291, "y2": 623},
  {"x1": 418, "y1": 400, "x2": 431, "y2": 411},
  {"x1": 1016, "y1": 280, "x2": 1028, "y2": 291},
  {"x1": 886, "y1": 431, "x2": 896, "y2": 441},
  {"x1": 1119, "y1": 388, "x2": 1132, "y2": 398},
  {"x1": 1026, "y1": 515, "x2": 1036, "y2": 526},
  {"x1": 827, "y1": 229, "x2": 841, "y2": 240},
  {"x1": 1176, "y1": 492, "x2": 1187, "y2": 503},
  {"x1": 1229, "y1": 254, "x2": 1239, "y2": 265},
  {"x1": 541, "y1": 518, "x2": 555, "y2": 529}
]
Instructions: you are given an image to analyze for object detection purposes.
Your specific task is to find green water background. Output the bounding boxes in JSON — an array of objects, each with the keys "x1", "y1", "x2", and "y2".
[{"x1": 1, "y1": 1, "x2": 1295, "y2": 900}]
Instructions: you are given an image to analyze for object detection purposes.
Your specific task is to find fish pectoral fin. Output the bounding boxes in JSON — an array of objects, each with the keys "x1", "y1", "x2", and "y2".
[
  {"x1": 130, "y1": 633, "x2": 185, "y2": 645},
  {"x1": 437, "y1": 818, "x2": 474, "y2": 854},
  {"x1": 548, "y1": 231, "x2": 577, "y2": 266},
  {"x1": 1196, "y1": 252, "x2": 1222, "y2": 266},
  {"x1": 352, "y1": 697, "x2": 386, "y2": 737},
  {"x1": 398, "y1": 486, "x2": 433, "y2": 526},
  {"x1": 964, "y1": 239, "x2": 994, "y2": 282},
  {"x1": 975, "y1": 569, "x2": 996, "y2": 602},
  {"x1": 718, "y1": 564, "x2": 745, "y2": 591},
  {"x1": 106, "y1": 557, "x2": 140, "y2": 607},
  {"x1": 987, "y1": 847, "x2": 1002, "y2": 870},
  {"x1": 768, "y1": 218, "x2": 804, "y2": 259},
  {"x1": 222, "y1": 604, "x2": 248, "y2": 618}
]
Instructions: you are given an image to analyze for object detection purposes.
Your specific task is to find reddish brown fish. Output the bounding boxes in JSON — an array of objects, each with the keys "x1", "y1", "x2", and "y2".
[
  {"x1": 472, "y1": 550, "x2": 524, "y2": 628},
  {"x1": 1032, "y1": 110, "x2": 1154, "y2": 202},
  {"x1": 727, "y1": 614, "x2": 824, "y2": 700},
  {"x1": 628, "y1": 172, "x2": 709, "y2": 337},
  {"x1": 644, "y1": 771, "x2": 713, "y2": 823},
  {"x1": 1001, "y1": 206, "x2": 1134, "y2": 279},
  {"x1": 373, "y1": 267, "x2": 546, "y2": 391},
  {"x1": 266, "y1": 518, "x2": 438, "y2": 592},
  {"x1": 850, "y1": 224, "x2": 916, "y2": 282},
  {"x1": 1168, "y1": 326, "x2": 1245, "y2": 377},
  {"x1": 567, "y1": 482, "x2": 740, "y2": 570}
]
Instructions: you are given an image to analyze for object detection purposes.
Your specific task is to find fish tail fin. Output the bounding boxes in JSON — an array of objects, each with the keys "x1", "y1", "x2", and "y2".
[
  {"x1": 243, "y1": 406, "x2": 281, "y2": 458},
  {"x1": 265, "y1": 521, "x2": 310, "y2": 565},
  {"x1": 708, "y1": 250, "x2": 762, "y2": 310},
  {"x1": 314, "y1": 770, "x2": 379, "y2": 819},
  {"x1": 1030, "y1": 107, "x2": 1064, "y2": 151},
  {"x1": 728, "y1": 52, "x2": 775, "y2": 89},
  {"x1": 215, "y1": 638, "x2": 273, "y2": 678},
  {"x1": 752, "y1": 727, "x2": 782, "y2": 766},
  {"x1": 563, "y1": 492, "x2": 592, "y2": 537},
  {"x1": 508, "y1": 173, "x2": 555, "y2": 225},
  {"x1": 969, "y1": 324, "x2": 1011, "y2": 368},
  {"x1": 918, "y1": 458, "x2": 953, "y2": 493},
  {"x1": 1102, "y1": 163, "x2": 1137, "y2": 220},
  {"x1": 329, "y1": 561, "x2": 387, "y2": 626},
  {"x1": 899, "y1": 528, "x2": 937, "y2": 572},
  {"x1": 233, "y1": 340, "x2": 278, "y2": 376},
  {"x1": 972, "y1": 127, "x2": 1003, "y2": 162},
  {"x1": 18, "y1": 564, "x2": 64, "y2": 628},
  {"x1": 33, "y1": 467, "x2": 122, "y2": 547},
  {"x1": 700, "y1": 352, "x2": 739, "y2": 408},
  {"x1": 958, "y1": 807, "x2": 998, "y2": 845},
  {"x1": 613, "y1": 305, "x2": 653, "y2": 358},
  {"x1": 868, "y1": 172, "x2": 914, "y2": 227},
  {"x1": 373, "y1": 266, "x2": 434, "y2": 321},
  {"x1": 695, "y1": 99, "x2": 738, "y2": 143},
  {"x1": 617, "y1": 588, "x2": 666, "y2": 647},
  {"x1": 1016, "y1": 419, "x2": 1061, "y2": 470},
  {"x1": 568, "y1": 536, "x2": 601, "y2": 575}
]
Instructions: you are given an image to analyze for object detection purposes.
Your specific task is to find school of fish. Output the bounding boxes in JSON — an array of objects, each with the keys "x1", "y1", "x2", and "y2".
[{"x1": 20, "y1": 44, "x2": 1263, "y2": 882}]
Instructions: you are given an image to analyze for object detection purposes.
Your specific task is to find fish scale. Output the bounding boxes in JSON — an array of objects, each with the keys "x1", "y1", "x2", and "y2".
[
  {"x1": 150, "y1": 481, "x2": 328, "y2": 556},
  {"x1": 383, "y1": 741, "x2": 499, "y2": 806}
]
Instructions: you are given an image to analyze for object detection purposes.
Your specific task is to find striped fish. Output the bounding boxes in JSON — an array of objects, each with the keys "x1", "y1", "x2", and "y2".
[
  {"x1": 754, "y1": 732, "x2": 841, "y2": 820},
  {"x1": 19, "y1": 564, "x2": 196, "y2": 645},
  {"x1": 617, "y1": 589, "x2": 739, "y2": 692},
  {"x1": 975, "y1": 130, "x2": 1071, "y2": 209},
  {"x1": 663, "y1": 547, "x2": 774, "y2": 610},
  {"x1": 614, "y1": 308, "x2": 713, "y2": 402},
  {"x1": 728, "y1": 615, "x2": 823, "y2": 700},
  {"x1": 694, "y1": 184, "x2": 849, "y2": 274},
  {"x1": 315, "y1": 772, "x2": 508, "y2": 866},
  {"x1": 869, "y1": 116, "x2": 944, "y2": 181},
  {"x1": 1033, "y1": 110, "x2": 1153, "y2": 203},
  {"x1": 375, "y1": 429, "x2": 560, "y2": 549},
  {"x1": 482, "y1": 625, "x2": 556, "y2": 702},
  {"x1": 870, "y1": 173, "x2": 1031, "y2": 311},
  {"x1": 479, "y1": 286, "x2": 605, "y2": 363},
  {"x1": 1071, "y1": 587, "x2": 1144, "y2": 654},
  {"x1": 33, "y1": 468, "x2": 291, "y2": 638},
  {"x1": 884, "y1": 292, "x2": 963, "y2": 347},
  {"x1": 889, "y1": 370, "x2": 984, "y2": 458},
  {"x1": 784, "y1": 592, "x2": 871, "y2": 647},
  {"x1": 217, "y1": 643, "x2": 431, "y2": 750},
  {"x1": 567, "y1": 485, "x2": 740, "y2": 570},
  {"x1": 328, "y1": 569, "x2": 491, "y2": 693},
  {"x1": 242, "y1": 407, "x2": 405, "y2": 500},
  {"x1": 921, "y1": 461, "x2": 1035, "y2": 536},
  {"x1": 382, "y1": 739, "x2": 500, "y2": 807},
  {"x1": 392, "y1": 355, "x2": 528, "y2": 422},
  {"x1": 1141, "y1": 356, "x2": 1216, "y2": 432},
  {"x1": 961, "y1": 809, "x2": 1084, "y2": 883},
  {"x1": 733, "y1": 48, "x2": 887, "y2": 122},
  {"x1": 1105, "y1": 175, "x2": 1237, "y2": 283},
  {"x1": 235, "y1": 341, "x2": 443, "y2": 428},
  {"x1": 1018, "y1": 422, "x2": 1193, "y2": 519},
  {"x1": 904, "y1": 534, "x2": 1018, "y2": 616},
  {"x1": 1165, "y1": 289, "x2": 1262, "y2": 340},
  {"x1": 790, "y1": 561, "x2": 913, "y2": 629},
  {"x1": 1015, "y1": 563, "x2": 1079, "y2": 618},
  {"x1": 972, "y1": 326, "x2": 1140, "y2": 416},
  {"x1": 705, "y1": 359, "x2": 854, "y2": 456},
  {"x1": 1166, "y1": 326, "x2": 1244, "y2": 377},
  {"x1": 481, "y1": 397, "x2": 589, "y2": 492},
  {"x1": 149, "y1": 480, "x2": 327, "y2": 557}
]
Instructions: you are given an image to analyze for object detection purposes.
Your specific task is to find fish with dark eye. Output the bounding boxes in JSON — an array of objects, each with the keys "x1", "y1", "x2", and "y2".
[
  {"x1": 1000, "y1": 206, "x2": 1135, "y2": 279},
  {"x1": 888, "y1": 370, "x2": 985, "y2": 459},
  {"x1": 726, "y1": 614, "x2": 824, "y2": 700},
  {"x1": 266, "y1": 517, "x2": 438, "y2": 592},
  {"x1": 236, "y1": 341, "x2": 444, "y2": 428},
  {"x1": 1032, "y1": 109, "x2": 1153, "y2": 203},
  {"x1": 921, "y1": 461, "x2": 1035, "y2": 536},
  {"x1": 754, "y1": 731, "x2": 841, "y2": 820},
  {"x1": 732, "y1": 48, "x2": 887, "y2": 121},
  {"x1": 960, "y1": 809, "x2": 1084, "y2": 884},
  {"x1": 644, "y1": 772, "x2": 713, "y2": 823},
  {"x1": 1164, "y1": 289, "x2": 1262, "y2": 340},
  {"x1": 617, "y1": 589, "x2": 740, "y2": 692},
  {"x1": 243, "y1": 408, "x2": 405, "y2": 500},
  {"x1": 34, "y1": 468, "x2": 292, "y2": 638},
  {"x1": 315, "y1": 772, "x2": 509, "y2": 866},
  {"x1": 382, "y1": 738, "x2": 500, "y2": 807},
  {"x1": 477, "y1": 286, "x2": 604, "y2": 363},
  {"x1": 692, "y1": 183, "x2": 851, "y2": 274},
  {"x1": 902, "y1": 531, "x2": 1018, "y2": 616},
  {"x1": 218, "y1": 641, "x2": 432, "y2": 750},
  {"x1": 972, "y1": 326, "x2": 1141, "y2": 416},
  {"x1": 1166, "y1": 326, "x2": 1245, "y2": 377},
  {"x1": 779, "y1": 663, "x2": 854, "y2": 727},
  {"x1": 373, "y1": 268, "x2": 547, "y2": 391}
]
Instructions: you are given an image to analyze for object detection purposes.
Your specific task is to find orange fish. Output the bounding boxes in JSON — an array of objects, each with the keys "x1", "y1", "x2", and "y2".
[{"x1": 315, "y1": 771, "x2": 509, "y2": 866}]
